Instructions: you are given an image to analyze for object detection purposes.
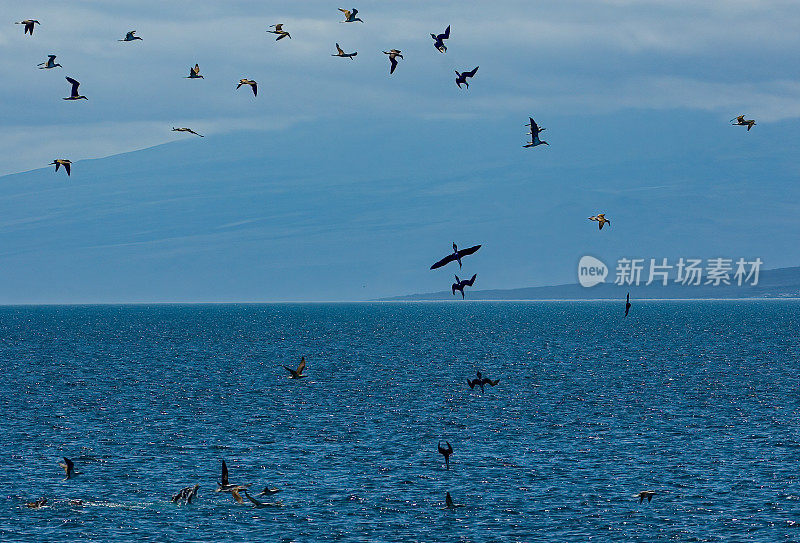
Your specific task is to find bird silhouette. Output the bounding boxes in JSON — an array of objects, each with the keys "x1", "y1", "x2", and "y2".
[
  {"x1": 282, "y1": 356, "x2": 307, "y2": 379},
  {"x1": 332, "y1": 43, "x2": 357, "y2": 59},
  {"x1": 430, "y1": 242, "x2": 481, "y2": 270},
  {"x1": 452, "y1": 274, "x2": 477, "y2": 299},
  {"x1": 268, "y1": 24, "x2": 291, "y2": 40},
  {"x1": 467, "y1": 371, "x2": 499, "y2": 393},
  {"x1": 383, "y1": 49, "x2": 403, "y2": 74},
  {"x1": 50, "y1": 159, "x2": 71, "y2": 176},
  {"x1": 16, "y1": 20, "x2": 40, "y2": 36},
  {"x1": 455, "y1": 66, "x2": 478, "y2": 88},
  {"x1": 38, "y1": 55, "x2": 62, "y2": 69},
  {"x1": 588, "y1": 213, "x2": 611, "y2": 230},
  {"x1": 237, "y1": 79, "x2": 257, "y2": 97},
  {"x1": 63, "y1": 77, "x2": 87, "y2": 100},
  {"x1": 119, "y1": 30, "x2": 142, "y2": 42},
  {"x1": 625, "y1": 293, "x2": 631, "y2": 317},
  {"x1": 431, "y1": 25, "x2": 450, "y2": 52},
  {"x1": 339, "y1": 8, "x2": 363, "y2": 22},
  {"x1": 438, "y1": 441, "x2": 454, "y2": 470},
  {"x1": 524, "y1": 117, "x2": 548, "y2": 148},
  {"x1": 186, "y1": 64, "x2": 203, "y2": 79}
]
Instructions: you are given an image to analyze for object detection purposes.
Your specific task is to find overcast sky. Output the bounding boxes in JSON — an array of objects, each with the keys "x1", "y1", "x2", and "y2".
[{"x1": 2, "y1": 0, "x2": 800, "y2": 176}]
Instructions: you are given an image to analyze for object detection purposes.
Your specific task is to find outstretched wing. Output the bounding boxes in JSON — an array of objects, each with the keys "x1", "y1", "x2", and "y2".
[
  {"x1": 251, "y1": 82, "x2": 257, "y2": 96},
  {"x1": 351, "y1": 8, "x2": 358, "y2": 16},
  {"x1": 442, "y1": 25, "x2": 450, "y2": 39},
  {"x1": 456, "y1": 244, "x2": 481, "y2": 258},
  {"x1": 336, "y1": 43, "x2": 344, "y2": 55},
  {"x1": 430, "y1": 253, "x2": 456, "y2": 270},
  {"x1": 221, "y1": 460, "x2": 229, "y2": 486},
  {"x1": 389, "y1": 56, "x2": 398, "y2": 74},
  {"x1": 231, "y1": 489, "x2": 244, "y2": 504},
  {"x1": 297, "y1": 356, "x2": 306, "y2": 375},
  {"x1": 466, "y1": 274, "x2": 477, "y2": 286},
  {"x1": 66, "y1": 77, "x2": 80, "y2": 96},
  {"x1": 64, "y1": 162, "x2": 71, "y2": 176},
  {"x1": 464, "y1": 66, "x2": 479, "y2": 78}
]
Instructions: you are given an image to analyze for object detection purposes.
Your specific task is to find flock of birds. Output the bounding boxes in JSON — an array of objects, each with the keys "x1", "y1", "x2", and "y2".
[{"x1": 13, "y1": 6, "x2": 762, "y2": 513}]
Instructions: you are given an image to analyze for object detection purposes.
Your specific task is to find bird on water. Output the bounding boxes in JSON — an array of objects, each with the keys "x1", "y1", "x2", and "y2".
[{"x1": 171, "y1": 484, "x2": 199, "y2": 505}]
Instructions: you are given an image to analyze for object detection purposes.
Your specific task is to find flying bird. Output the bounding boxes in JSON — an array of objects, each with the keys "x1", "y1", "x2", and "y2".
[
  {"x1": 452, "y1": 274, "x2": 477, "y2": 299},
  {"x1": 59, "y1": 457, "x2": 78, "y2": 479},
  {"x1": 524, "y1": 117, "x2": 548, "y2": 148},
  {"x1": 467, "y1": 371, "x2": 499, "y2": 393},
  {"x1": 216, "y1": 460, "x2": 250, "y2": 493},
  {"x1": 731, "y1": 114, "x2": 756, "y2": 131},
  {"x1": 282, "y1": 356, "x2": 307, "y2": 379},
  {"x1": 186, "y1": 64, "x2": 203, "y2": 79},
  {"x1": 637, "y1": 491, "x2": 656, "y2": 503},
  {"x1": 38, "y1": 55, "x2": 61, "y2": 69},
  {"x1": 430, "y1": 242, "x2": 481, "y2": 270},
  {"x1": 172, "y1": 127, "x2": 203, "y2": 137},
  {"x1": 438, "y1": 441, "x2": 454, "y2": 470},
  {"x1": 16, "y1": 20, "x2": 40, "y2": 35},
  {"x1": 383, "y1": 49, "x2": 403, "y2": 74},
  {"x1": 171, "y1": 484, "x2": 199, "y2": 505},
  {"x1": 268, "y1": 24, "x2": 291, "y2": 40},
  {"x1": 455, "y1": 66, "x2": 478, "y2": 89},
  {"x1": 431, "y1": 25, "x2": 450, "y2": 53},
  {"x1": 50, "y1": 159, "x2": 71, "y2": 176},
  {"x1": 339, "y1": 8, "x2": 363, "y2": 22},
  {"x1": 625, "y1": 293, "x2": 631, "y2": 317},
  {"x1": 63, "y1": 77, "x2": 87, "y2": 100},
  {"x1": 244, "y1": 490, "x2": 281, "y2": 508},
  {"x1": 588, "y1": 213, "x2": 611, "y2": 230},
  {"x1": 237, "y1": 79, "x2": 257, "y2": 97},
  {"x1": 332, "y1": 43, "x2": 357, "y2": 59},
  {"x1": 119, "y1": 30, "x2": 142, "y2": 42}
]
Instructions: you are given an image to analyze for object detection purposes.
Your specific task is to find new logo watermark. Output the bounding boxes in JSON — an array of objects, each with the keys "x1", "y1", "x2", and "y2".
[
  {"x1": 578, "y1": 256, "x2": 608, "y2": 287},
  {"x1": 577, "y1": 256, "x2": 763, "y2": 287}
]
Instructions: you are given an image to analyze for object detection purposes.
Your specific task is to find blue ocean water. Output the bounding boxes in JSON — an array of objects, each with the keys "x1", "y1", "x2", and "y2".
[{"x1": 1, "y1": 301, "x2": 798, "y2": 542}]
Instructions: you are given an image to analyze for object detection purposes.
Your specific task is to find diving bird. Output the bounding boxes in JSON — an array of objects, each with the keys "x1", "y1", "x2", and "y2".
[
  {"x1": 467, "y1": 371, "x2": 499, "y2": 393},
  {"x1": 216, "y1": 460, "x2": 250, "y2": 493},
  {"x1": 637, "y1": 491, "x2": 656, "y2": 503},
  {"x1": 26, "y1": 498, "x2": 47, "y2": 509},
  {"x1": 332, "y1": 43, "x2": 357, "y2": 59},
  {"x1": 339, "y1": 8, "x2": 363, "y2": 22},
  {"x1": 59, "y1": 457, "x2": 78, "y2": 479},
  {"x1": 524, "y1": 117, "x2": 548, "y2": 148},
  {"x1": 186, "y1": 64, "x2": 203, "y2": 79},
  {"x1": 452, "y1": 274, "x2": 477, "y2": 299},
  {"x1": 119, "y1": 30, "x2": 142, "y2": 42},
  {"x1": 16, "y1": 20, "x2": 40, "y2": 35},
  {"x1": 455, "y1": 67, "x2": 478, "y2": 89},
  {"x1": 431, "y1": 25, "x2": 450, "y2": 53},
  {"x1": 625, "y1": 293, "x2": 631, "y2": 317},
  {"x1": 588, "y1": 213, "x2": 611, "y2": 230},
  {"x1": 283, "y1": 356, "x2": 307, "y2": 379},
  {"x1": 731, "y1": 114, "x2": 756, "y2": 131},
  {"x1": 430, "y1": 242, "x2": 481, "y2": 270},
  {"x1": 383, "y1": 49, "x2": 403, "y2": 74},
  {"x1": 38, "y1": 55, "x2": 61, "y2": 69},
  {"x1": 63, "y1": 77, "x2": 87, "y2": 100},
  {"x1": 171, "y1": 484, "x2": 199, "y2": 505},
  {"x1": 237, "y1": 79, "x2": 257, "y2": 97},
  {"x1": 438, "y1": 441, "x2": 454, "y2": 470},
  {"x1": 259, "y1": 486, "x2": 281, "y2": 496},
  {"x1": 172, "y1": 127, "x2": 203, "y2": 137},
  {"x1": 50, "y1": 159, "x2": 71, "y2": 176},
  {"x1": 268, "y1": 24, "x2": 291, "y2": 40}
]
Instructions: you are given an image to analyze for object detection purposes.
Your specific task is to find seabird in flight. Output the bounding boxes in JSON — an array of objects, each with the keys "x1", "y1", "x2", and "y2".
[
  {"x1": 524, "y1": 117, "x2": 548, "y2": 148},
  {"x1": 38, "y1": 55, "x2": 61, "y2": 69},
  {"x1": 16, "y1": 20, "x2": 40, "y2": 36},
  {"x1": 119, "y1": 30, "x2": 142, "y2": 42},
  {"x1": 63, "y1": 77, "x2": 87, "y2": 100},
  {"x1": 430, "y1": 242, "x2": 481, "y2": 270},
  {"x1": 283, "y1": 356, "x2": 307, "y2": 379},
  {"x1": 216, "y1": 460, "x2": 250, "y2": 493},
  {"x1": 172, "y1": 127, "x2": 203, "y2": 137},
  {"x1": 259, "y1": 486, "x2": 281, "y2": 496},
  {"x1": 59, "y1": 457, "x2": 79, "y2": 480},
  {"x1": 332, "y1": 43, "x2": 357, "y2": 59},
  {"x1": 467, "y1": 371, "x2": 499, "y2": 393},
  {"x1": 637, "y1": 490, "x2": 656, "y2": 503},
  {"x1": 186, "y1": 64, "x2": 203, "y2": 79},
  {"x1": 268, "y1": 24, "x2": 291, "y2": 40},
  {"x1": 625, "y1": 293, "x2": 631, "y2": 317},
  {"x1": 438, "y1": 441, "x2": 454, "y2": 470},
  {"x1": 339, "y1": 8, "x2": 363, "y2": 23},
  {"x1": 731, "y1": 114, "x2": 756, "y2": 131},
  {"x1": 383, "y1": 49, "x2": 403, "y2": 74},
  {"x1": 452, "y1": 274, "x2": 477, "y2": 299},
  {"x1": 455, "y1": 67, "x2": 478, "y2": 89},
  {"x1": 588, "y1": 213, "x2": 611, "y2": 230},
  {"x1": 431, "y1": 26, "x2": 450, "y2": 53},
  {"x1": 237, "y1": 79, "x2": 257, "y2": 96},
  {"x1": 50, "y1": 159, "x2": 71, "y2": 176}
]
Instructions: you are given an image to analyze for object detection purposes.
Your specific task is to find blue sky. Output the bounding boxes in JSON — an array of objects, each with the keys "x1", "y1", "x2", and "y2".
[{"x1": 0, "y1": 1, "x2": 799, "y2": 301}]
